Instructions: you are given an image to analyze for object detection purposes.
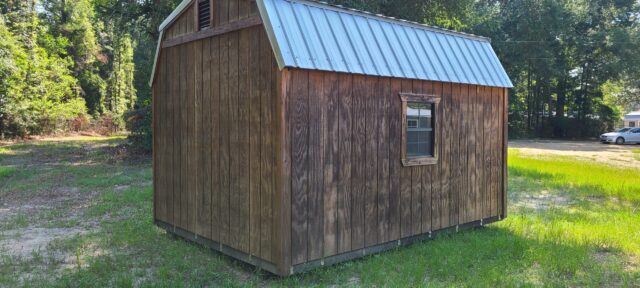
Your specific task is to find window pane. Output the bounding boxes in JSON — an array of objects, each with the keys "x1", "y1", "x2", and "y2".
[{"x1": 406, "y1": 102, "x2": 434, "y2": 158}]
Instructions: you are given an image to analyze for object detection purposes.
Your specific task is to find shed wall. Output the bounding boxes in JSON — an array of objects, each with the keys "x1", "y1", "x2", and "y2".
[
  {"x1": 283, "y1": 69, "x2": 507, "y2": 265},
  {"x1": 153, "y1": 24, "x2": 281, "y2": 265},
  {"x1": 164, "y1": 0, "x2": 259, "y2": 41}
]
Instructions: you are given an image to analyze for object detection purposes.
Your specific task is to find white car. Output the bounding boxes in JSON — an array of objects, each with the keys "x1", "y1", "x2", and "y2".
[{"x1": 600, "y1": 128, "x2": 640, "y2": 144}]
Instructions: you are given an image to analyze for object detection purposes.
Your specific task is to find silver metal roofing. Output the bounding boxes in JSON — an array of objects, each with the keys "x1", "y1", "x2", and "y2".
[{"x1": 257, "y1": 0, "x2": 513, "y2": 88}]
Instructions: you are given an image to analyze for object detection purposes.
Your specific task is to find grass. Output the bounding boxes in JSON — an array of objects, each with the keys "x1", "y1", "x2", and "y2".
[{"x1": 0, "y1": 138, "x2": 639, "y2": 287}]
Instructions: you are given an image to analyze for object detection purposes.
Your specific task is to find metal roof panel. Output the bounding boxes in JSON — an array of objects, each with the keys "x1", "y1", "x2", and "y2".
[{"x1": 258, "y1": 0, "x2": 513, "y2": 88}]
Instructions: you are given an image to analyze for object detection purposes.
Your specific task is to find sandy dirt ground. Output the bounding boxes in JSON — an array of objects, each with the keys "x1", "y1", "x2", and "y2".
[{"x1": 510, "y1": 139, "x2": 640, "y2": 169}]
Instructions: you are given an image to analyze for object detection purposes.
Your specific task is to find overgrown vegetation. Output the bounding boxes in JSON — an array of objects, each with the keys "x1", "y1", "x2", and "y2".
[
  {"x1": 0, "y1": 0, "x2": 179, "y2": 141},
  {"x1": 1, "y1": 137, "x2": 638, "y2": 286},
  {"x1": 2, "y1": 0, "x2": 640, "y2": 146}
]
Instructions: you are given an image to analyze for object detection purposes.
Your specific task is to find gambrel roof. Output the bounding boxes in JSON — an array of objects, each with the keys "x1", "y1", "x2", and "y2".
[
  {"x1": 258, "y1": 0, "x2": 512, "y2": 88},
  {"x1": 151, "y1": 0, "x2": 513, "y2": 88}
]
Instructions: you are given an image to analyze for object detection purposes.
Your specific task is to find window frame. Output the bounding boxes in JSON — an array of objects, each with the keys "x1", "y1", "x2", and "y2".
[{"x1": 400, "y1": 93, "x2": 441, "y2": 166}]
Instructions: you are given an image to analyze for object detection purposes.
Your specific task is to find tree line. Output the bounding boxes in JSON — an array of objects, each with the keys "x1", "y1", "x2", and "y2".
[
  {"x1": 329, "y1": 0, "x2": 640, "y2": 138},
  {"x1": 0, "y1": 0, "x2": 177, "y2": 149},
  {"x1": 0, "y1": 0, "x2": 638, "y2": 149}
]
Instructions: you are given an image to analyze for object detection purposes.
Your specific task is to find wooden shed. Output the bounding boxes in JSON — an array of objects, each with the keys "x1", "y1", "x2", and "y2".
[{"x1": 150, "y1": 0, "x2": 513, "y2": 276}]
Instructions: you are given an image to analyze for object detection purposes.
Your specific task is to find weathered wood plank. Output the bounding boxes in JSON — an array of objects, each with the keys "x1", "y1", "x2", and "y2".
[
  {"x1": 468, "y1": 85, "x2": 478, "y2": 222},
  {"x1": 240, "y1": 0, "x2": 251, "y2": 19},
  {"x1": 452, "y1": 84, "x2": 463, "y2": 227},
  {"x1": 400, "y1": 78, "x2": 413, "y2": 238},
  {"x1": 492, "y1": 87, "x2": 500, "y2": 217},
  {"x1": 388, "y1": 78, "x2": 402, "y2": 240},
  {"x1": 337, "y1": 73, "x2": 353, "y2": 253},
  {"x1": 259, "y1": 29, "x2": 274, "y2": 261},
  {"x1": 308, "y1": 71, "x2": 324, "y2": 260},
  {"x1": 228, "y1": 31, "x2": 242, "y2": 250},
  {"x1": 429, "y1": 81, "x2": 442, "y2": 231},
  {"x1": 195, "y1": 39, "x2": 211, "y2": 237},
  {"x1": 229, "y1": 0, "x2": 238, "y2": 22},
  {"x1": 188, "y1": 42, "x2": 197, "y2": 233},
  {"x1": 351, "y1": 75, "x2": 366, "y2": 249},
  {"x1": 160, "y1": 49, "x2": 172, "y2": 225},
  {"x1": 365, "y1": 76, "x2": 378, "y2": 247},
  {"x1": 186, "y1": 3, "x2": 196, "y2": 33},
  {"x1": 421, "y1": 80, "x2": 434, "y2": 233},
  {"x1": 410, "y1": 80, "x2": 423, "y2": 236},
  {"x1": 441, "y1": 82, "x2": 453, "y2": 229},
  {"x1": 377, "y1": 77, "x2": 390, "y2": 243},
  {"x1": 275, "y1": 68, "x2": 292, "y2": 275},
  {"x1": 323, "y1": 72, "x2": 339, "y2": 256},
  {"x1": 460, "y1": 84, "x2": 470, "y2": 224},
  {"x1": 219, "y1": 34, "x2": 231, "y2": 245},
  {"x1": 217, "y1": 0, "x2": 228, "y2": 26},
  {"x1": 179, "y1": 44, "x2": 189, "y2": 230},
  {"x1": 170, "y1": 46, "x2": 181, "y2": 228},
  {"x1": 248, "y1": 27, "x2": 261, "y2": 257},
  {"x1": 482, "y1": 86, "x2": 492, "y2": 219},
  {"x1": 236, "y1": 29, "x2": 251, "y2": 253},
  {"x1": 210, "y1": 36, "x2": 221, "y2": 242},
  {"x1": 474, "y1": 86, "x2": 483, "y2": 222},
  {"x1": 201, "y1": 38, "x2": 212, "y2": 239},
  {"x1": 502, "y1": 88, "x2": 508, "y2": 218},
  {"x1": 291, "y1": 70, "x2": 310, "y2": 265}
]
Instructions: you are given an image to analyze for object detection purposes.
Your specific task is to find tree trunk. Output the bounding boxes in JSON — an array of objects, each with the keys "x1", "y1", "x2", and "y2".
[{"x1": 555, "y1": 78, "x2": 566, "y2": 138}]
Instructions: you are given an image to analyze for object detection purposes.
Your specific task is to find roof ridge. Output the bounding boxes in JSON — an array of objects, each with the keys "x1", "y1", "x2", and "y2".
[{"x1": 288, "y1": 0, "x2": 491, "y2": 42}]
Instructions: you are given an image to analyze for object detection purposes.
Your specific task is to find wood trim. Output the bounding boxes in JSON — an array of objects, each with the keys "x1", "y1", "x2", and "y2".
[
  {"x1": 194, "y1": 0, "x2": 199, "y2": 32},
  {"x1": 291, "y1": 215, "x2": 502, "y2": 274},
  {"x1": 399, "y1": 93, "x2": 441, "y2": 167},
  {"x1": 275, "y1": 69, "x2": 292, "y2": 275},
  {"x1": 399, "y1": 93, "x2": 442, "y2": 104},
  {"x1": 155, "y1": 220, "x2": 280, "y2": 275},
  {"x1": 502, "y1": 88, "x2": 508, "y2": 218},
  {"x1": 163, "y1": 16, "x2": 263, "y2": 48}
]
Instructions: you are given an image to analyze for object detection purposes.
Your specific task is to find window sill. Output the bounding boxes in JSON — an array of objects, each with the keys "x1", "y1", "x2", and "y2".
[{"x1": 402, "y1": 157, "x2": 437, "y2": 166}]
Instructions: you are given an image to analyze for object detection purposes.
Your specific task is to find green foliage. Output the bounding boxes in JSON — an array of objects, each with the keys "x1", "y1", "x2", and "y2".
[
  {"x1": 0, "y1": 2, "x2": 87, "y2": 138},
  {"x1": 479, "y1": 0, "x2": 640, "y2": 138}
]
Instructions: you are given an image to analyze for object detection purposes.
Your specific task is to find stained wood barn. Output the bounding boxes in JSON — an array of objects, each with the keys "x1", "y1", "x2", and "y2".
[{"x1": 150, "y1": 0, "x2": 513, "y2": 276}]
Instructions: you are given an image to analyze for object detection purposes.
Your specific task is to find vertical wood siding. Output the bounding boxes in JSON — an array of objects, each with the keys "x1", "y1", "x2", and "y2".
[
  {"x1": 165, "y1": 0, "x2": 258, "y2": 41},
  {"x1": 153, "y1": 25, "x2": 279, "y2": 264},
  {"x1": 285, "y1": 69, "x2": 507, "y2": 264}
]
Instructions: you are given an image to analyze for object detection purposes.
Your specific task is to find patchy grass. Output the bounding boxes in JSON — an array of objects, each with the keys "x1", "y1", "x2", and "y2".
[
  {"x1": 633, "y1": 149, "x2": 640, "y2": 161},
  {"x1": 1, "y1": 138, "x2": 639, "y2": 287}
]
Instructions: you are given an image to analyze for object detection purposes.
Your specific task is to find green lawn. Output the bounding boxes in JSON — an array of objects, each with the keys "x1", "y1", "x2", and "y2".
[{"x1": 0, "y1": 138, "x2": 639, "y2": 287}]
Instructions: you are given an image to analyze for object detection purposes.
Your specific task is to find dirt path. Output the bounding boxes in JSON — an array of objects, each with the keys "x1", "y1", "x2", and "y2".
[
  {"x1": 0, "y1": 137, "x2": 136, "y2": 274},
  {"x1": 509, "y1": 139, "x2": 640, "y2": 169}
]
